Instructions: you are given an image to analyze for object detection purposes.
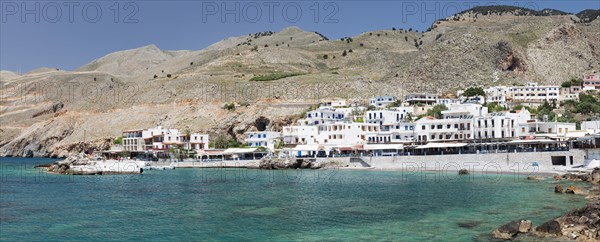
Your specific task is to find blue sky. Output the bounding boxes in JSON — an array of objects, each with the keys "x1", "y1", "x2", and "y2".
[{"x1": 1, "y1": 0, "x2": 599, "y2": 73}]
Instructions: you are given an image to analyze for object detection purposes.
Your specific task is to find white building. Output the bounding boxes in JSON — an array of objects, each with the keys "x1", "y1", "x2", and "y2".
[
  {"x1": 582, "y1": 120, "x2": 600, "y2": 134},
  {"x1": 485, "y1": 86, "x2": 509, "y2": 107},
  {"x1": 516, "y1": 121, "x2": 576, "y2": 139},
  {"x1": 365, "y1": 110, "x2": 409, "y2": 125},
  {"x1": 283, "y1": 126, "x2": 318, "y2": 145},
  {"x1": 190, "y1": 134, "x2": 210, "y2": 150},
  {"x1": 442, "y1": 103, "x2": 488, "y2": 119},
  {"x1": 508, "y1": 82, "x2": 560, "y2": 103},
  {"x1": 436, "y1": 98, "x2": 461, "y2": 106},
  {"x1": 305, "y1": 107, "x2": 346, "y2": 125},
  {"x1": 405, "y1": 93, "x2": 438, "y2": 105},
  {"x1": 414, "y1": 117, "x2": 474, "y2": 143},
  {"x1": 473, "y1": 112, "x2": 518, "y2": 140},
  {"x1": 122, "y1": 126, "x2": 208, "y2": 152},
  {"x1": 367, "y1": 122, "x2": 415, "y2": 143},
  {"x1": 245, "y1": 131, "x2": 281, "y2": 151},
  {"x1": 369, "y1": 96, "x2": 397, "y2": 107}
]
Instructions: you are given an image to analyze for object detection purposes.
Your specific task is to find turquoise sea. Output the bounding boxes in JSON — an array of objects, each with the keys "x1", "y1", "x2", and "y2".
[{"x1": 0, "y1": 158, "x2": 587, "y2": 241}]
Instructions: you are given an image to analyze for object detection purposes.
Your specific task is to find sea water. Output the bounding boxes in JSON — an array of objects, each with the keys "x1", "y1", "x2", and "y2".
[{"x1": 0, "y1": 158, "x2": 587, "y2": 241}]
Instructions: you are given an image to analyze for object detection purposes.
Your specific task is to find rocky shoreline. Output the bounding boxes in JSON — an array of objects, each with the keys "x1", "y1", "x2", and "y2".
[
  {"x1": 34, "y1": 154, "x2": 144, "y2": 175},
  {"x1": 492, "y1": 168, "x2": 600, "y2": 241}
]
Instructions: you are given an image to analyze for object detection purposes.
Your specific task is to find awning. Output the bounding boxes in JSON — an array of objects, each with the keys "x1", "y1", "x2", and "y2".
[
  {"x1": 507, "y1": 139, "x2": 560, "y2": 144},
  {"x1": 416, "y1": 143, "x2": 467, "y2": 149},
  {"x1": 198, "y1": 149, "x2": 225, "y2": 156},
  {"x1": 363, "y1": 144, "x2": 404, "y2": 150},
  {"x1": 223, "y1": 148, "x2": 258, "y2": 154},
  {"x1": 292, "y1": 144, "x2": 319, "y2": 151}
]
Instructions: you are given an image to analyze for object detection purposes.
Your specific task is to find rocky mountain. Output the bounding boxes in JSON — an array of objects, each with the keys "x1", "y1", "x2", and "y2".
[{"x1": 1, "y1": 8, "x2": 599, "y2": 157}]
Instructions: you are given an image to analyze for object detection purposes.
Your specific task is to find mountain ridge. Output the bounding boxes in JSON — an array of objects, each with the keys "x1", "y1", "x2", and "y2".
[{"x1": 1, "y1": 9, "x2": 600, "y2": 157}]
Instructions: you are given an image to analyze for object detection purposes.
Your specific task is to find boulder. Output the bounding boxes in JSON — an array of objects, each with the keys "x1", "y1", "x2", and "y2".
[
  {"x1": 458, "y1": 169, "x2": 469, "y2": 175},
  {"x1": 536, "y1": 220, "x2": 562, "y2": 235},
  {"x1": 492, "y1": 220, "x2": 522, "y2": 240},
  {"x1": 565, "y1": 185, "x2": 586, "y2": 195},
  {"x1": 553, "y1": 175, "x2": 562, "y2": 181},
  {"x1": 518, "y1": 220, "x2": 533, "y2": 233},
  {"x1": 592, "y1": 168, "x2": 600, "y2": 184},
  {"x1": 578, "y1": 216, "x2": 589, "y2": 224},
  {"x1": 555, "y1": 185, "x2": 564, "y2": 193}
]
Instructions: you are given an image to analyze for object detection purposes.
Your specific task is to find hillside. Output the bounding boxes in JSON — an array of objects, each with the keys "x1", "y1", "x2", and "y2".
[{"x1": 1, "y1": 7, "x2": 600, "y2": 157}]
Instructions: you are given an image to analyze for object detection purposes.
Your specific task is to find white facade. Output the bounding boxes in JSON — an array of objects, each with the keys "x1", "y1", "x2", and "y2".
[
  {"x1": 365, "y1": 110, "x2": 408, "y2": 125},
  {"x1": 245, "y1": 131, "x2": 281, "y2": 151},
  {"x1": 582, "y1": 121, "x2": 600, "y2": 134},
  {"x1": 405, "y1": 93, "x2": 438, "y2": 105},
  {"x1": 305, "y1": 107, "x2": 346, "y2": 125},
  {"x1": 442, "y1": 103, "x2": 488, "y2": 119},
  {"x1": 190, "y1": 134, "x2": 209, "y2": 150},
  {"x1": 485, "y1": 86, "x2": 509, "y2": 106},
  {"x1": 414, "y1": 117, "x2": 474, "y2": 142},
  {"x1": 369, "y1": 96, "x2": 397, "y2": 107},
  {"x1": 315, "y1": 122, "x2": 380, "y2": 146},
  {"x1": 283, "y1": 126, "x2": 318, "y2": 145},
  {"x1": 517, "y1": 122, "x2": 576, "y2": 138},
  {"x1": 473, "y1": 113, "x2": 517, "y2": 140},
  {"x1": 122, "y1": 126, "x2": 208, "y2": 152},
  {"x1": 508, "y1": 82, "x2": 560, "y2": 103}
]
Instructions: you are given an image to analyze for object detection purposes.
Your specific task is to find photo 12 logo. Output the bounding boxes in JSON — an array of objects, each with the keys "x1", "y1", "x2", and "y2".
[
  {"x1": 1, "y1": 1, "x2": 139, "y2": 23},
  {"x1": 201, "y1": 1, "x2": 340, "y2": 23}
]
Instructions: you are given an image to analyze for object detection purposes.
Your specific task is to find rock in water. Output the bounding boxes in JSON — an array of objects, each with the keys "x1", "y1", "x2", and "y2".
[
  {"x1": 565, "y1": 185, "x2": 586, "y2": 195},
  {"x1": 536, "y1": 220, "x2": 562, "y2": 235},
  {"x1": 492, "y1": 220, "x2": 521, "y2": 240},
  {"x1": 555, "y1": 185, "x2": 564, "y2": 193},
  {"x1": 592, "y1": 168, "x2": 600, "y2": 184},
  {"x1": 458, "y1": 169, "x2": 469, "y2": 175},
  {"x1": 518, "y1": 220, "x2": 532, "y2": 233}
]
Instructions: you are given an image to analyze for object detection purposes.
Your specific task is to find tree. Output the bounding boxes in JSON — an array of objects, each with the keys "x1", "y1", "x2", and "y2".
[
  {"x1": 113, "y1": 136, "x2": 123, "y2": 145},
  {"x1": 561, "y1": 78, "x2": 583, "y2": 88},
  {"x1": 484, "y1": 102, "x2": 507, "y2": 113},
  {"x1": 210, "y1": 135, "x2": 240, "y2": 149},
  {"x1": 425, "y1": 104, "x2": 448, "y2": 119},
  {"x1": 323, "y1": 54, "x2": 329, "y2": 59},
  {"x1": 462, "y1": 87, "x2": 485, "y2": 97},
  {"x1": 342, "y1": 50, "x2": 347, "y2": 57}
]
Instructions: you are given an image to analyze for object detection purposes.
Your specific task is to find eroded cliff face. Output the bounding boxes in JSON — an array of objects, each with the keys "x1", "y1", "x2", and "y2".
[{"x1": 1, "y1": 14, "x2": 599, "y2": 157}]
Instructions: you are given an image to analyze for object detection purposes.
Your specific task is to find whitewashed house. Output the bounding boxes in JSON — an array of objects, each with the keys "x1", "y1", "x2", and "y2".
[
  {"x1": 245, "y1": 131, "x2": 281, "y2": 151},
  {"x1": 516, "y1": 121, "x2": 576, "y2": 139},
  {"x1": 414, "y1": 117, "x2": 474, "y2": 143},
  {"x1": 485, "y1": 86, "x2": 509, "y2": 106},
  {"x1": 369, "y1": 96, "x2": 397, "y2": 107},
  {"x1": 365, "y1": 110, "x2": 408, "y2": 125},
  {"x1": 405, "y1": 93, "x2": 438, "y2": 105},
  {"x1": 305, "y1": 107, "x2": 346, "y2": 125},
  {"x1": 282, "y1": 126, "x2": 318, "y2": 145},
  {"x1": 508, "y1": 82, "x2": 560, "y2": 103}
]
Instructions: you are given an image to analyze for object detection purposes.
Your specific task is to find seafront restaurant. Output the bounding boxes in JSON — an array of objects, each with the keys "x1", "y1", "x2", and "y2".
[
  {"x1": 401, "y1": 139, "x2": 570, "y2": 156},
  {"x1": 195, "y1": 148, "x2": 268, "y2": 161}
]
